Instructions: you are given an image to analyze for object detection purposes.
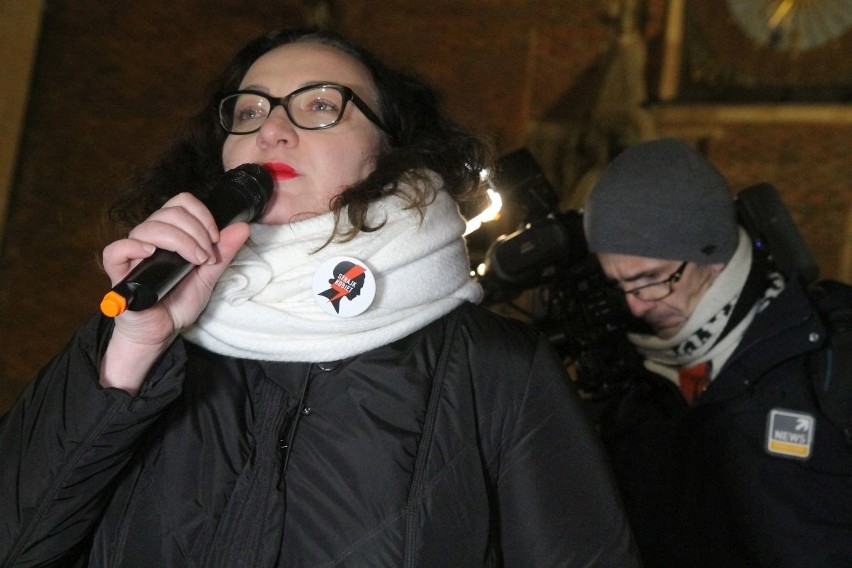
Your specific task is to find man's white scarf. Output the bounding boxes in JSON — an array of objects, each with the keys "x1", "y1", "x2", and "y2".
[
  {"x1": 181, "y1": 183, "x2": 483, "y2": 362},
  {"x1": 630, "y1": 228, "x2": 785, "y2": 383}
]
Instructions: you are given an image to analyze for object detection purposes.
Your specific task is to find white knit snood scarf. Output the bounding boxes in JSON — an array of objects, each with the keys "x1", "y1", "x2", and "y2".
[
  {"x1": 181, "y1": 180, "x2": 483, "y2": 362},
  {"x1": 630, "y1": 228, "x2": 785, "y2": 383}
]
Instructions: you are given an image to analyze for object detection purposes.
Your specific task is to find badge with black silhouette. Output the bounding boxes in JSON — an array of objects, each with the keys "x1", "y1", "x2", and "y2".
[{"x1": 313, "y1": 256, "x2": 376, "y2": 317}]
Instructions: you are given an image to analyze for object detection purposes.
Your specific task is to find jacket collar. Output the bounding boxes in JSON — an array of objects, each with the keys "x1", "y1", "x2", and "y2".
[{"x1": 696, "y1": 275, "x2": 825, "y2": 405}]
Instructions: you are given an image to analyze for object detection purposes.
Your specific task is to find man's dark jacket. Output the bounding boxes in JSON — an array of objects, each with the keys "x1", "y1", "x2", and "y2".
[
  {"x1": 0, "y1": 303, "x2": 638, "y2": 567},
  {"x1": 599, "y1": 277, "x2": 852, "y2": 567}
]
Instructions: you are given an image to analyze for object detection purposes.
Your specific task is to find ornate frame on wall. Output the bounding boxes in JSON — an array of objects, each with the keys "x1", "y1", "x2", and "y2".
[
  {"x1": 681, "y1": 0, "x2": 852, "y2": 101},
  {"x1": 657, "y1": 0, "x2": 852, "y2": 102}
]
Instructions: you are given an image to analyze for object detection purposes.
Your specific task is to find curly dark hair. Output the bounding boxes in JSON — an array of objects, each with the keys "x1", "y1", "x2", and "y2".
[{"x1": 109, "y1": 28, "x2": 493, "y2": 242}]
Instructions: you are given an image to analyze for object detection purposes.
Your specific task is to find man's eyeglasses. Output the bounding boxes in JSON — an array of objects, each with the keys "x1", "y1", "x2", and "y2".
[
  {"x1": 218, "y1": 83, "x2": 390, "y2": 135},
  {"x1": 620, "y1": 261, "x2": 688, "y2": 302}
]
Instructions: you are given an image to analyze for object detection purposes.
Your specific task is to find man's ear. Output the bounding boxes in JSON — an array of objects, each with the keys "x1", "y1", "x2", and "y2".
[{"x1": 709, "y1": 262, "x2": 726, "y2": 278}]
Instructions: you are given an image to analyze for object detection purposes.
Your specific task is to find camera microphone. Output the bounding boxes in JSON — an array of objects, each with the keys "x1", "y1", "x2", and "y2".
[{"x1": 99, "y1": 163, "x2": 273, "y2": 317}]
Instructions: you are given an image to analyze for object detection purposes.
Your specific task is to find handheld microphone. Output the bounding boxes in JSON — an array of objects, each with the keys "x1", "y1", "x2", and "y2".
[{"x1": 99, "y1": 163, "x2": 273, "y2": 317}]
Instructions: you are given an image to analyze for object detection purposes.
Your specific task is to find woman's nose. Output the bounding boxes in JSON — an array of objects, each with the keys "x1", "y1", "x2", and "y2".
[{"x1": 257, "y1": 106, "x2": 298, "y2": 146}]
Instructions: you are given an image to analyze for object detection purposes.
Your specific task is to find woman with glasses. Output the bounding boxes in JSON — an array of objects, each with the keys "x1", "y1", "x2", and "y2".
[{"x1": 0, "y1": 28, "x2": 638, "y2": 567}]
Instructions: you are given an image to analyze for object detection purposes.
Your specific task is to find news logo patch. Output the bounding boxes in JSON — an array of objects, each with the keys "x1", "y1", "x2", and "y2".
[{"x1": 765, "y1": 408, "x2": 815, "y2": 460}]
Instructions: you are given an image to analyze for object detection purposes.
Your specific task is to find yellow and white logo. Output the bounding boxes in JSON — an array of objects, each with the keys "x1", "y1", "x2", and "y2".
[{"x1": 765, "y1": 408, "x2": 815, "y2": 460}]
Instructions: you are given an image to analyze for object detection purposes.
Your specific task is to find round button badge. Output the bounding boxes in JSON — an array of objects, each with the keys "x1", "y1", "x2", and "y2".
[{"x1": 312, "y1": 256, "x2": 376, "y2": 317}]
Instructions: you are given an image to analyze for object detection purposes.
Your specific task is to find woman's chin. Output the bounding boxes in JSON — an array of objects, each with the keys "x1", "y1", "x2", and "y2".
[{"x1": 259, "y1": 208, "x2": 322, "y2": 225}]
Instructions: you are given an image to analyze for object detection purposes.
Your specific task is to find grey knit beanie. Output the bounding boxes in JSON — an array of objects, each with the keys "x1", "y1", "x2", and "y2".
[{"x1": 583, "y1": 138, "x2": 738, "y2": 265}]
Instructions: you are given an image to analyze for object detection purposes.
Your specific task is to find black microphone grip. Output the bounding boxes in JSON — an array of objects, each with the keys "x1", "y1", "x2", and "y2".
[{"x1": 100, "y1": 163, "x2": 273, "y2": 317}]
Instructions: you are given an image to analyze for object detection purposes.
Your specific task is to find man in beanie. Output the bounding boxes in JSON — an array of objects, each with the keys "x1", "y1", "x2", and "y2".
[{"x1": 583, "y1": 138, "x2": 852, "y2": 567}]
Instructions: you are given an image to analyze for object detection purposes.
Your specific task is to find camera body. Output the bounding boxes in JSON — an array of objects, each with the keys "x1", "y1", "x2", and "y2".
[
  {"x1": 477, "y1": 148, "x2": 817, "y2": 398},
  {"x1": 478, "y1": 208, "x2": 644, "y2": 398}
]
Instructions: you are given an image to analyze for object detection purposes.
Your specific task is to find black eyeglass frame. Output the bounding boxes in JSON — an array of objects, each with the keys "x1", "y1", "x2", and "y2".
[
  {"x1": 218, "y1": 83, "x2": 391, "y2": 135},
  {"x1": 621, "y1": 261, "x2": 689, "y2": 302}
]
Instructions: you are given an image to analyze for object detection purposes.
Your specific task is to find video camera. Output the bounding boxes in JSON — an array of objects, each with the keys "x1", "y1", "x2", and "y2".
[{"x1": 477, "y1": 147, "x2": 818, "y2": 399}]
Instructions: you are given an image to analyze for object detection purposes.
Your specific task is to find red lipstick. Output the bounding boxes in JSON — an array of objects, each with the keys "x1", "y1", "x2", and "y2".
[{"x1": 263, "y1": 162, "x2": 297, "y2": 181}]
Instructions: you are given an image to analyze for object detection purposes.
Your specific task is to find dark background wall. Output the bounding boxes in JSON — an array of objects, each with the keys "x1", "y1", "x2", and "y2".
[{"x1": 1, "y1": 0, "x2": 850, "y2": 413}]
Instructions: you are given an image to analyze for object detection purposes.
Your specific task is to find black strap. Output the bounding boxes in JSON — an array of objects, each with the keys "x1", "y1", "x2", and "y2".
[
  {"x1": 404, "y1": 307, "x2": 463, "y2": 567},
  {"x1": 811, "y1": 304, "x2": 852, "y2": 444}
]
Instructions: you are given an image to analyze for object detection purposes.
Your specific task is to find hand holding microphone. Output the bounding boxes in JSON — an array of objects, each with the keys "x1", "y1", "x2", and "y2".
[{"x1": 100, "y1": 163, "x2": 273, "y2": 317}]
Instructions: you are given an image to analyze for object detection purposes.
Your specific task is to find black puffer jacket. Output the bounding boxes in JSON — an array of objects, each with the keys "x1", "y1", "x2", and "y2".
[{"x1": 1, "y1": 303, "x2": 639, "y2": 567}]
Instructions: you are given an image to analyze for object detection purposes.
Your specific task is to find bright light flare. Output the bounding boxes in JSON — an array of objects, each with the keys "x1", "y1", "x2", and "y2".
[{"x1": 464, "y1": 187, "x2": 503, "y2": 236}]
